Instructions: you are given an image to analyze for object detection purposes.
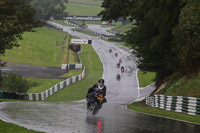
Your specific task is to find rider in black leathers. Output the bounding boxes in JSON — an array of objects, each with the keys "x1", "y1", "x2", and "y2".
[{"x1": 86, "y1": 79, "x2": 107, "y2": 110}]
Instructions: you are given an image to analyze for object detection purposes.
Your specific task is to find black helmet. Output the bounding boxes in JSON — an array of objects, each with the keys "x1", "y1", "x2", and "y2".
[{"x1": 98, "y1": 79, "x2": 104, "y2": 84}]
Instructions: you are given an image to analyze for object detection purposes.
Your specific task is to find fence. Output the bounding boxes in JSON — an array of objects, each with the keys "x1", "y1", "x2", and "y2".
[{"x1": 146, "y1": 95, "x2": 200, "y2": 116}]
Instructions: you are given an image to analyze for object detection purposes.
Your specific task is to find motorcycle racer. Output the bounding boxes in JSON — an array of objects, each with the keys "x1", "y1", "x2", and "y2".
[{"x1": 86, "y1": 79, "x2": 107, "y2": 110}]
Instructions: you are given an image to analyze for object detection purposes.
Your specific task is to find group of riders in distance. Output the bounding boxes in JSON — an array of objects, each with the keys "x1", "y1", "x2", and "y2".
[
  {"x1": 112, "y1": 49, "x2": 124, "y2": 81},
  {"x1": 86, "y1": 48, "x2": 125, "y2": 115}
]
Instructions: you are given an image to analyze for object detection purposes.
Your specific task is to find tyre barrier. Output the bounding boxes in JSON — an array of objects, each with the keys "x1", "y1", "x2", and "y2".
[
  {"x1": 61, "y1": 64, "x2": 83, "y2": 70},
  {"x1": 145, "y1": 95, "x2": 200, "y2": 116}
]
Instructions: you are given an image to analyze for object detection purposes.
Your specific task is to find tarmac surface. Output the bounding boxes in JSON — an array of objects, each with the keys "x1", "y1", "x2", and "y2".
[
  {"x1": 0, "y1": 102, "x2": 200, "y2": 133},
  {"x1": 0, "y1": 62, "x2": 67, "y2": 79}
]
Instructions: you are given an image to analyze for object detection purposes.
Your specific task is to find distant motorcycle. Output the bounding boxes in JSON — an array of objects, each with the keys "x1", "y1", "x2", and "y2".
[
  {"x1": 109, "y1": 49, "x2": 112, "y2": 53},
  {"x1": 115, "y1": 53, "x2": 118, "y2": 57},
  {"x1": 121, "y1": 66, "x2": 124, "y2": 73},
  {"x1": 117, "y1": 62, "x2": 120, "y2": 68},
  {"x1": 119, "y1": 58, "x2": 122, "y2": 63},
  {"x1": 116, "y1": 73, "x2": 121, "y2": 81},
  {"x1": 87, "y1": 92, "x2": 104, "y2": 115}
]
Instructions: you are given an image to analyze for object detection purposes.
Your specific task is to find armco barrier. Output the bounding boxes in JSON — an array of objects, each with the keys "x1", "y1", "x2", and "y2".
[{"x1": 145, "y1": 95, "x2": 200, "y2": 116}]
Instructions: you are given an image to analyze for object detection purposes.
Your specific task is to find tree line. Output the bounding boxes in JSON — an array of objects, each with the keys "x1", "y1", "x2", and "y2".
[{"x1": 99, "y1": 0, "x2": 200, "y2": 85}]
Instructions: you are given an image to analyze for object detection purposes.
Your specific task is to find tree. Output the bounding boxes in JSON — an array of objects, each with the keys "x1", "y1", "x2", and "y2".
[
  {"x1": 30, "y1": 0, "x2": 67, "y2": 20},
  {"x1": 99, "y1": 0, "x2": 185, "y2": 82},
  {"x1": 2, "y1": 73, "x2": 30, "y2": 93},
  {"x1": 172, "y1": 0, "x2": 200, "y2": 73},
  {"x1": 0, "y1": 0, "x2": 40, "y2": 66}
]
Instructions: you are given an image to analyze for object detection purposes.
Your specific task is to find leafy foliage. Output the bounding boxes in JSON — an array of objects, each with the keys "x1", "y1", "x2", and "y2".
[
  {"x1": 100, "y1": 0, "x2": 184, "y2": 82},
  {"x1": 172, "y1": 0, "x2": 200, "y2": 73},
  {"x1": 0, "y1": 72, "x2": 37, "y2": 93},
  {"x1": 0, "y1": 0, "x2": 40, "y2": 66},
  {"x1": 99, "y1": 0, "x2": 200, "y2": 84}
]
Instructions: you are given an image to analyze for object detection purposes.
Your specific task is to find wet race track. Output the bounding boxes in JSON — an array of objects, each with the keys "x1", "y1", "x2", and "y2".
[
  {"x1": 1, "y1": 102, "x2": 200, "y2": 133},
  {"x1": 0, "y1": 23, "x2": 200, "y2": 133}
]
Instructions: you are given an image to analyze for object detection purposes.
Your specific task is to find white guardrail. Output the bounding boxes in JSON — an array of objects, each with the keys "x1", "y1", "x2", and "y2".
[
  {"x1": 28, "y1": 67, "x2": 85, "y2": 100},
  {"x1": 146, "y1": 95, "x2": 200, "y2": 116}
]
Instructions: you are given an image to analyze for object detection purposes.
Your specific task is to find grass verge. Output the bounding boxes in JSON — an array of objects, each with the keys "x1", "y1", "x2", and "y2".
[
  {"x1": 128, "y1": 101, "x2": 200, "y2": 125},
  {"x1": 158, "y1": 72, "x2": 200, "y2": 97},
  {"x1": 2, "y1": 27, "x2": 79, "y2": 67},
  {"x1": 68, "y1": 0, "x2": 103, "y2": 6},
  {"x1": 45, "y1": 45, "x2": 103, "y2": 101},
  {"x1": 138, "y1": 70, "x2": 156, "y2": 87},
  {"x1": 59, "y1": 69, "x2": 82, "y2": 78},
  {"x1": 65, "y1": 3, "x2": 103, "y2": 16},
  {"x1": 26, "y1": 78, "x2": 63, "y2": 93},
  {"x1": 0, "y1": 120, "x2": 40, "y2": 133}
]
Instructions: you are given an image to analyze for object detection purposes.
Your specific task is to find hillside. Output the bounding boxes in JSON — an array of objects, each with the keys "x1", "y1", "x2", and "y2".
[
  {"x1": 65, "y1": 2, "x2": 103, "y2": 16},
  {"x1": 2, "y1": 27, "x2": 79, "y2": 67},
  {"x1": 157, "y1": 72, "x2": 200, "y2": 97},
  {"x1": 112, "y1": 22, "x2": 136, "y2": 34},
  {"x1": 68, "y1": 0, "x2": 103, "y2": 6}
]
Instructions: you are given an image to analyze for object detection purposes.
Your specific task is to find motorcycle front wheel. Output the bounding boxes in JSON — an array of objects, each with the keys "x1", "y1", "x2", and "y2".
[{"x1": 91, "y1": 102, "x2": 99, "y2": 115}]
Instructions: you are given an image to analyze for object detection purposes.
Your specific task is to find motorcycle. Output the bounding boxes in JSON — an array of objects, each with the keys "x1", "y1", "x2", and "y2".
[
  {"x1": 121, "y1": 66, "x2": 124, "y2": 73},
  {"x1": 87, "y1": 92, "x2": 104, "y2": 115},
  {"x1": 119, "y1": 58, "x2": 122, "y2": 63},
  {"x1": 116, "y1": 74, "x2": 121, "y2": 81},
  {"x1": 115, "y1": 53, "x2": 118, "y2": 57},
  {"x1": 109, "y1": 49, "x2": 112, "y2": 53},
  {"x1": 117, "y1": 62, "x2": 120, "y2": 68}
]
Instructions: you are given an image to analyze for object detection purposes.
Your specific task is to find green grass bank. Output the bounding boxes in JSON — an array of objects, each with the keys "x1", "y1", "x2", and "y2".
[
  {"x1": 128, "y1": 101, "x2": 200, "y2": 125},
  {"x1": 45, "y1": 44, "x2": 103, "y2": 101},
  {"x1": 138, "y1": 71, "x2": 155, "y2": 87},
  {"x1": 2, "y1": 27, "x2": 79, "y2": 67},
  {"x1": 68, "y1": 0, "x2": 103, "y2": 6},
  {"x1": 158, "y1": 72, "x2": 200, "y2": 97},
  {"x1": 0, "y1": 120, "x2": 40, "y2": 133},
  {"x1": 65, "y1": 3, "x2": 103, "y2": 16}
]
